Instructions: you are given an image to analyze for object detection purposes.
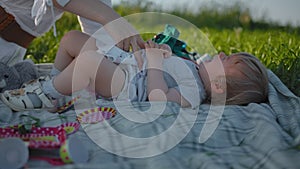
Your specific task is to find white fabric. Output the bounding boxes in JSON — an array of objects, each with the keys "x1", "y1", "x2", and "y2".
[
  {"x1": 31, "y1": 0, "x2": 58, "y2": 36},
  {"x1": 0, "y1": 0, "x2": 111, "y2": 65},
  {"x1": 0, "y1": 0, "x2": 111, "y2": 37},
  {"x1": 0, "y1": 0, "x2": 63, "y2": 64},
  {"x1": 0, "y1": 38, "x2": 26, "y2": 66},
  {"x1": 77, "y1": 0, "x2": 112, "y2": 35},
  {"x1": 94, "y1": 28, "x2": 116, "y2": 56},
  {"x1": 114, "y1": 54, "x2": 140, "y2": 102},
  {"x1": 0, "y1": 0, "x2": 63, "y2": 37},
  {"x1": 163, "y1": 57, "x2": 203, "y2": 108},
  {"x1": 32, "y1": 0, "x2": 50, "y2": 26}
]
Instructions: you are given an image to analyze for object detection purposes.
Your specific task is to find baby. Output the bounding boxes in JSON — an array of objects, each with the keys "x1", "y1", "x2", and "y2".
[{"x1": 1, "y1": 30, "x2": 268, "y2": 111}]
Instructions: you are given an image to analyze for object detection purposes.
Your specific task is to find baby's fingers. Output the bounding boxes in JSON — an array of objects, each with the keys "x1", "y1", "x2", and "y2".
[
  {"x1": 159, "y1": 44, "x2": 172, "y2": 58},
  {"x1": 145, "y1": 40, "x2": 159, "y2": 48}
]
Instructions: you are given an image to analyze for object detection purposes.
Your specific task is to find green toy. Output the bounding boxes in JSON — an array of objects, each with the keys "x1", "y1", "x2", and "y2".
[{"x1": 152, "y1": 24, "x2": 197, "y2": 61}]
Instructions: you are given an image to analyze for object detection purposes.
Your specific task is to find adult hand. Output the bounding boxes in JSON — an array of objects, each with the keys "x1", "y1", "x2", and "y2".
[
  {"x1": 117, "y1": 34, "x2": 145, "y2": 70},
  {"x1": 116, "y1": 34, "x2": 144, "y2": 52}
]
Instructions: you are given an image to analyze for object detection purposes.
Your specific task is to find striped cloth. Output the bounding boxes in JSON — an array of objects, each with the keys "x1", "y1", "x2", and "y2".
[{"x1": 2, "y1": 70, "x2": 300, "y2": 169}]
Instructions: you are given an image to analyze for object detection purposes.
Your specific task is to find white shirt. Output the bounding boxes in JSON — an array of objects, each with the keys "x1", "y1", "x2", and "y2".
[{"x1": 0, "y1": 0, "x2": 64, "y2": 37}]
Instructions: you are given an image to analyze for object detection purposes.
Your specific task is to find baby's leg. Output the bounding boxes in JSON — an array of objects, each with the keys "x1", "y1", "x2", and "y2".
[
  {"x1": 53, "y1": 50, "x2": 125, "y2": 98},
  {"x1": 53, "y1": 30, "x2": 97, "y2": 73},
  {"x1": 1, "y1": 41, "x2": 124, "y2": 110}
]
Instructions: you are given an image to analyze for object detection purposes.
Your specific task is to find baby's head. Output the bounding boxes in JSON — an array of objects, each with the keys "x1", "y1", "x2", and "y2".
[{"x1": 198, "y1": 52, "x2": 268, "y2": 105}]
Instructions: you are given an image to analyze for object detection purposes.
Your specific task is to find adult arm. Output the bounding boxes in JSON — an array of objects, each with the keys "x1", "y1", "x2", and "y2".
[
  {"x1": 53, "y1": 0, "x2": 119, "y2": 25},
  {"x1": 53, "y1": 0, "x2": 144, "y2": 68}
]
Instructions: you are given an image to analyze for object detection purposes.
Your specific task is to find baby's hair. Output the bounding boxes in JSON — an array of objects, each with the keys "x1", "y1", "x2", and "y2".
[{"x1": 211, "y1": 52, "x2": 269, "y2": 105}]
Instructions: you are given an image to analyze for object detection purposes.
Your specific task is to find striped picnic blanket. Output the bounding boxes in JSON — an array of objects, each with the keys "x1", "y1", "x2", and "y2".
[{"x1": 1, "y1": 69, "x2": 300, "y2": 169}]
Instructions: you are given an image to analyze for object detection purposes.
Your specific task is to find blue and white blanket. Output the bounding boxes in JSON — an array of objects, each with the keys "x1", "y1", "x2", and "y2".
[{"x1": 1, "y1": 70, "x2": 300, "y2": 169}]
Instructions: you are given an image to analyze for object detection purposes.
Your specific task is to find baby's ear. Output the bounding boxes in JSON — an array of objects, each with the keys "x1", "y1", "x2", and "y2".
[{"x1": 211, "y1": 77, "x2": 226, "y2": 94}]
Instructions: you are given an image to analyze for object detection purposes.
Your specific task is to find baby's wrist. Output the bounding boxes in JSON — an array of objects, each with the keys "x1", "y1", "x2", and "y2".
[{"x1": 147, "y1": 58, "x2": 163, "y2": 69}]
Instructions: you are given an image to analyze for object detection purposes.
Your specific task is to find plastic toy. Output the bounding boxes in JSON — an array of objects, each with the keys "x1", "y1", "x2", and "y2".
[
  {"x1": 152, "y1": 24, "x2": 198, "y2": 61},
  {"x1": 0, "y1": 122, "x2": 88, "y2": 169}
]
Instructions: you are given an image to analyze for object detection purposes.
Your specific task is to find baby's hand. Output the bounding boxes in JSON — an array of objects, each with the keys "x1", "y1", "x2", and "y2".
[
  {"x1": 145, "y1": 40, "x2": 172, "y2": 59},
  {"x1": 159, "y1": 43, "x2": 172, "y2": 58}
]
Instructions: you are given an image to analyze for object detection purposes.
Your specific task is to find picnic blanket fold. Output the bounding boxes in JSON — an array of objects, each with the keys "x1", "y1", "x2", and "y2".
[{"x1": 267, "y1": 69, "x2": 300, "y2": 139}]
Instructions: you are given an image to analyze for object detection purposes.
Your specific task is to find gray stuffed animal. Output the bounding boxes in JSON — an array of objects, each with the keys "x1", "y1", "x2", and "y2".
[{"x1": 0, "y1": 60, "x2": 38, "y2": 92}]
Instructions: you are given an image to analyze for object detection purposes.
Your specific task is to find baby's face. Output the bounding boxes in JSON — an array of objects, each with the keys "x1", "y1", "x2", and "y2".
[{"x1": 198, "y1": 52, "x2": 244, "y2": 91}]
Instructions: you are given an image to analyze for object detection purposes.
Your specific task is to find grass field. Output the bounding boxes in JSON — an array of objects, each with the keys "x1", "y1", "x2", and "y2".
[{"x1": 25, "y1": 7, "x2": 300, "y2": 96}]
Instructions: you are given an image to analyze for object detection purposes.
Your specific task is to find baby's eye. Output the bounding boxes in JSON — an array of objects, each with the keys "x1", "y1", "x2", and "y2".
[{"x1": 234, "y1": 61, "x2": 241, "y2": 64}]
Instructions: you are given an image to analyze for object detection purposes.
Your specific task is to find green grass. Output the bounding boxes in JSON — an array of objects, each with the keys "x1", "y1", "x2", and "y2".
[
  {"x1": 26, "y1": 13, "x2": 81, "y2": 63},
  {"x1": 25, "y1": 10, "x2": 300, "y2": 96},
  {"x1": 205, "y1": 28, "x2": 300, "y2": 95}
]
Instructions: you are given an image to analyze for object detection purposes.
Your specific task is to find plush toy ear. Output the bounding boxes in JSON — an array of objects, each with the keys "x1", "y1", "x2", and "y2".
[
  {"x1": 0, "y1": 62, "x2": 22, "y2": 91},
  {"x1": 0, "y1": 62, "x2": 9, "y2": 91},
  {"x1": 13, "y1": 60, "x2": 38, "y2": 83}
]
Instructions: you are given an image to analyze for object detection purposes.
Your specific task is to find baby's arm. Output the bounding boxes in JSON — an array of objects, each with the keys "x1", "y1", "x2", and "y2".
[{"x1": 145, "y1": 41, "x2": 190, "y2": 107}]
